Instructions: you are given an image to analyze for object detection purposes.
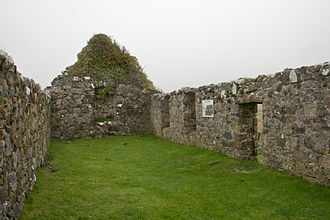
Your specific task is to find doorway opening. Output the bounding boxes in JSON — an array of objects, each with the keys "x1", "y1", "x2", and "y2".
[
  {"x1": 161, "y1": 95, "x2": 170, "y2": 130},
  {"x1": 238, "y1": 102, "x2": 263, "y2": 161},
  {"x1": 183, "y1": 91, "x2": 196, "y2": 132}
]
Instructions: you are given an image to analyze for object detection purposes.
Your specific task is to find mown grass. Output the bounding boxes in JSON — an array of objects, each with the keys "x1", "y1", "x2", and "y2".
[{"x1": 20, "y1": 136, "x2": 330, "y2": 220}]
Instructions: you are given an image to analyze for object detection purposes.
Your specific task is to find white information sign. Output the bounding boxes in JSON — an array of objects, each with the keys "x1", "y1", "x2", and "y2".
[{"x1": 202, "y1": 100, "x2": 214, "y2": 118}]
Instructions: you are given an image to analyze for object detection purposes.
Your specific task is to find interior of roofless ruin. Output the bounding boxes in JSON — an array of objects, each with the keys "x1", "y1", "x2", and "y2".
[
  {"x1": 0, "y1": 33, "x2": 329, "y2": 219},
  {"x1": 50, "y1": 33, "x2": 329, "y2": 187}
]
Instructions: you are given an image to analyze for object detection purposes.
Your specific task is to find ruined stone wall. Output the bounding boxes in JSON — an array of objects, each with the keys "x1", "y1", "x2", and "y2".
[
  {"x1": 150, "y1": 94, "x2": 170, "y2": 137},
  {"x1": 50, "y1": 76, "x2": 95, "y2": 138},
  {"x1": 150, "y1": 95, "x2": 162, "y2": 136},
  {"x1": 50, "y1": 75, "x2": 153, "y2": 139},
  {"x1": 157, "y1": 89, "x2": 198, "y2": 145},
  {"x1": 261, "y1": 66, "x2": 330, "y2": 185},
  {"x1": 0, "y1": 51, "x2": 50, "y2": 219},
  {"x1": 151, "y1": 63, "x2": 330, "y2": 185}
]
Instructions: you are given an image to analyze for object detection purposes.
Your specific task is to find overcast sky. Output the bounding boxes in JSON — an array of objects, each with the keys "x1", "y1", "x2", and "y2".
[{"x1": 0, "y1": 0, "x2": 329, "y2": 92}]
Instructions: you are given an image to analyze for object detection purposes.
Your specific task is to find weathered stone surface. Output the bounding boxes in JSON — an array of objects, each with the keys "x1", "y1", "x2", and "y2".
[
  {"x1": 0, "y1": 140, "x2": 5, "y2": 153},
  {"x1": 151, "y1": 62, "x2": 330, "y2": 186},
  {"x1": 8, "y1": 172, "x2": 17, "y2": 192},
  {"x1": 324, "y1": 97, "x2": 330, "y2": 112},
  {"x1": 289, "y1": 70, "x2": 298, "y2": 83},
  {"x1": 303, "y1": 103, "x2": 317, "y2": 117},
  {"x1": 322, "y1": 69, "x2": 329, "y2": 76},
  {"x1": 0, "y1": 51, "x2": 50, "y2": 220},
  {"x1": 50, "y1": 75, "x2": 154, "y2": 138},
  {"x1": 232, "y1": 83, "x2": 237, "y2": 95},
  {"x1": 318, "y1": 155, "x2": 330, "y2": 170},
  {"x1": 0, "y1": 50, "x2": 14, "y2": 65}
]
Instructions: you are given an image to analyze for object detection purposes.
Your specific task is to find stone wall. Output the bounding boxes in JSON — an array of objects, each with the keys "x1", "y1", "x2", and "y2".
[
  {"x1": 50, "y1": 74, "x2": 153, "y2": 139},
  {"x1": 1, "y1": 44, "x2": 327, "y2": 220},
  {"x1": 50, "y1": 75, "x2": 95, "y2": 138},
  {"x1": 0, "y1": 51, "x2": 50, "y2": 219},
  {"x1": 151, "y1": 63, "x2": 330, "y2": 186},
  {"x1": 150, "y1": 94, "x2": 170, "y2": 136}
]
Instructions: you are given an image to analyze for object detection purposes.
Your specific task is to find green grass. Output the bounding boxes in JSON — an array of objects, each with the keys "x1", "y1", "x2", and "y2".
[{"x1": 20, "y1": 136, "x2": 330, "y2": 220}]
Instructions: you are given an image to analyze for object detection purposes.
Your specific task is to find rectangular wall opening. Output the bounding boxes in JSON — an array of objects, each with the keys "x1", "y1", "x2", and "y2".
[
  {"x1": 161, "y1": 95, "x2": 170, "y2": 129},
  {"x1": 183, "y1": 91, "x2": 196, "y2": 132},
  {"x1": 256, "y1": 103, "x2": 264, "y2": 163},
  {"x1": 238, "y1": 102, "x2": 263, "y2": 161}
]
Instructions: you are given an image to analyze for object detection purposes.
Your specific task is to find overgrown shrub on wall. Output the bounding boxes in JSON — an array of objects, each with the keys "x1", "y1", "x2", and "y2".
[
  {"x1": 50, "y1": 34, "x2": 158, "y2": 139},
  {"x1": 66, "y1": 33, "x2": 157, "y2": 93}
]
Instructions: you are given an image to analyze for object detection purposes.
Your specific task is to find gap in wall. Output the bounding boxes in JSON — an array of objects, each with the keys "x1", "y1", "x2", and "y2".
[
  {"x1": 238, "y1": 102, "x2": 263, "y2": 160},
  {"x1": 256, "y1": 103, "x2": 264, "y2": 164}
]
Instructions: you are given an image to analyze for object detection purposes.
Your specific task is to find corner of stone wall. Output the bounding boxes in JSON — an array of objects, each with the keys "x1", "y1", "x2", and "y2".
[{"x1": 150, "y1": 62, "x2": 330, "y2": 186}]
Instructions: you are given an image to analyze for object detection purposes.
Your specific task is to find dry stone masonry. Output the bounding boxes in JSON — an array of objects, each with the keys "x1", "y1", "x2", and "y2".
[
  {"x1": 151, "y1": 63, "x2": 330, "y2": 186},
  {"x1": 49, "y1": 34, "x2": 155, "y2": 139},
  {"x1": 0, "y1": 36, "x2": 330, "y2": 219},
  {"x1": 50, "y1": 74, "x2": 153, "y2": 138},
  {"x1": 0, "y1": 51, "x2": 50, "y2": 220}
]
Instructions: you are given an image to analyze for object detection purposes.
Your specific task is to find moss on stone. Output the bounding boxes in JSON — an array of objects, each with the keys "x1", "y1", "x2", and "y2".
[
  {"x1": 95, "y1": 115, "x2": 114, "y2": 123},
  {"x1": 66, "y1": 34, "x2": 157, "y2": 92},
  {"x1": 95, "y1": 86, "x2": 115, "y2": 100},
  {"x1": 0, "y1": 95, "x2": 4, "y2": 106}
]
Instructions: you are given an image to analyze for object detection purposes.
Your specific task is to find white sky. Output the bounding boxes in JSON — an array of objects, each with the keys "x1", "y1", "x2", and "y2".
[{"x1": 0, "y1": 0, "x2": 329, "y2": 92}]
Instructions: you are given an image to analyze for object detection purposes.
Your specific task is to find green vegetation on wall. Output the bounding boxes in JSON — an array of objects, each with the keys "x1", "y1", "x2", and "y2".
[
  {"x1": 95, "y1": 86, "x2": 115, "y2": 100},
  {"x1": 66, "y1": 34, "x2": 157, "y2": 92},
  {"x1": 95, "y1": 115, "x2": 114, "y2": 123},
  {"x1": 0, "y1": 95, "x2": 4, "y2": 106}
]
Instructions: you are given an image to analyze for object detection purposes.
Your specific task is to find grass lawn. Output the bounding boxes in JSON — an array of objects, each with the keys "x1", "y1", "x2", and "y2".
[{"x1": 20, "y1": 136, "x2": 330, "y2": 220}]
